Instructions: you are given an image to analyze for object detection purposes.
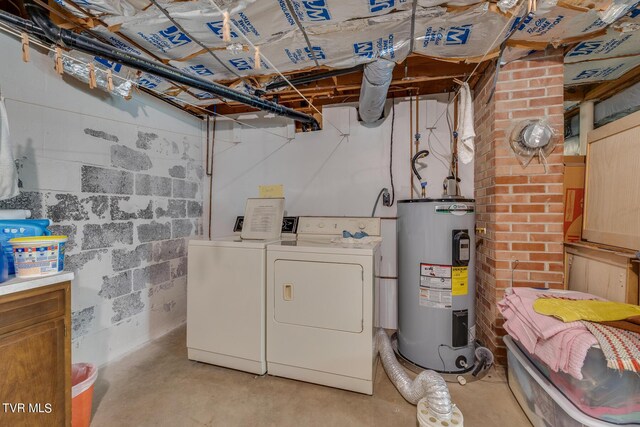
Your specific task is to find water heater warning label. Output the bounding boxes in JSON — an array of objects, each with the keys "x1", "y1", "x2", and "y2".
[
  {"x1": 452, "y1": 266, "x2": 468, "y2": 296},
  {"x1": 419, "y1": 263, "x2": 452, "y2": 309},
  {"x1": 419, "y1": 288, "x2": 452, "y2": 309},
  {"x1": 420, "y1": 263, "x2": 451, "y2": 278}
]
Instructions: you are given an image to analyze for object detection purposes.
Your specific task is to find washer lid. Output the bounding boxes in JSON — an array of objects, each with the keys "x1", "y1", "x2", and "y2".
[{"x1": 189, "y1": 236, "x2": 281, "y2": 249}]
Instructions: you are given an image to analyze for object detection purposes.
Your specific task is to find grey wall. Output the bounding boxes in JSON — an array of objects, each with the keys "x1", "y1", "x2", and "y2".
[{"x1": 0, "y1": 33, "x2": 205, "y2": 366}]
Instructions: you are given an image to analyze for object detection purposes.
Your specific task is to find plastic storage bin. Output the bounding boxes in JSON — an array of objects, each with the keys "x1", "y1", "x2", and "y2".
[
  {"x1": 72, "y1": 363, "x2": 97, "y2": 427},
  {"x1": 0, "y1": 219, "x2": 51, "y2": 274},
  {"x1": 9, "y1": 236, "x2": 67, "y2": 278},
  {"x1": 505, "y1": 335, "x2": 640, "y2": 427}
]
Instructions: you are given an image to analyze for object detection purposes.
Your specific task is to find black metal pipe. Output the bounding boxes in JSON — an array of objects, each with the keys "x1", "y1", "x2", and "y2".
[
  {"x1": 0, "y1": 10, "x2": 47, "y2": 39},
  {"x1": 2, "y1": 7, "x2": 319, "y2": 127},
  {"x1": 264, "y1": 64, "x2": 364, "y2": 92}
]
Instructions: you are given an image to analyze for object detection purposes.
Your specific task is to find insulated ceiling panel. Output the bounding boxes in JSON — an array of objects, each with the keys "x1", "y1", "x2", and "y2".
[
  {"x1": 412, "y1": 4, "x2": 515, "y2": 60},
  {"x1": 565, "y1": 55, "x2": 640, "y2": 85},
  {"x1": 29, "y1": 0, "x2": 640, "y2": 112},
  {"x1": 565, "y1": 29, "x2": 640, "y2": 63}
]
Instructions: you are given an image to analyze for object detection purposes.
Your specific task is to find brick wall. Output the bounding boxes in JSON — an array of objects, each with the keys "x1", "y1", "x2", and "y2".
[{"x1": 474, "y1": 49, "x2": 565, "y2": 364}]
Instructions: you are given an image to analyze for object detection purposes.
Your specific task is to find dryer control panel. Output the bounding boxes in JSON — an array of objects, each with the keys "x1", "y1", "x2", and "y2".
[{"x1": 297, "y1": 217, "x2": 381, "y2": 237}]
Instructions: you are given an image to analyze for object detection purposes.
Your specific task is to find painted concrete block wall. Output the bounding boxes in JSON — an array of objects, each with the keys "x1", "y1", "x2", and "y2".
[
  {"x1": 211, "y1": 96, "x2": 473, "y2": 329},
  {"x1": 0, "y1": 34, "x2": 205, "y2": 367}
]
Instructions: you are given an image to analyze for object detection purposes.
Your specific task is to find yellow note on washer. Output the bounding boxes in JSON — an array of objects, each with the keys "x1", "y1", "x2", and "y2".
[{"x1": 259, "y1": 184, "x2": 284, "y2": 198}]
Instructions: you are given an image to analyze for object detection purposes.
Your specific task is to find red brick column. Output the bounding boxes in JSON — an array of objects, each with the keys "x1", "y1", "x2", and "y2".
[{"x1": 473, "y1": 49, "x2": 565, "y2": 364}]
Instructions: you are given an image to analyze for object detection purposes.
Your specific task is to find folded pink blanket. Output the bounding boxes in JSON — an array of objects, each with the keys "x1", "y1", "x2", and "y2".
[{"x1": 499, "y1": 288, "x2": 601, "y2": 379}]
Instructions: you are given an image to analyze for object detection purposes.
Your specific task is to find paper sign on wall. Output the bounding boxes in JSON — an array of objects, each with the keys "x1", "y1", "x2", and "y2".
[{"x1": 259, "y1": 184, "x2": 284, "y2": 198}]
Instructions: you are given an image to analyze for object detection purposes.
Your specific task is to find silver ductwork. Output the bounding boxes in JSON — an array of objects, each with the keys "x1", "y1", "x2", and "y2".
[
  {"x1": 376, "y1": 329, "x2": 454, "y2": 420},
  {"x1": 358, "y1": 59, "x2": 395, "y2": 124}
]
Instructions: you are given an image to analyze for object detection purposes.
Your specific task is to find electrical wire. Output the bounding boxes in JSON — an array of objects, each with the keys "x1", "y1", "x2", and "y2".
[
  {"x1": 426, "y1": 131, "x2": 451, "y2": 171},
  {"x1": 371, "y1": 187, "x2": 387, "y2": 217},
  {"x1": 427, "y1": 99, "x2": 454, "y2": 171}
]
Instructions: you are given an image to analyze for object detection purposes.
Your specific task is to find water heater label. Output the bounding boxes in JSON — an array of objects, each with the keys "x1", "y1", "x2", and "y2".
[
  {"x1": 419, "y1": 288, "x2": 452, "y2": 309},
  {"x1": 420, "y1": 263, "x2": 451, "y2": 278},
  {"x1": 419, "y1": 263, "x2": 453, "y2": 309},
  {"x1": 451, "y1": 266, "x2": 468, "y2": 296},
  {"x1": 435, "y1": 204, "x2": 474, "y2": 215},
  {"x1": 421, "y1": 276, "x2": 451, "y2": 289}
]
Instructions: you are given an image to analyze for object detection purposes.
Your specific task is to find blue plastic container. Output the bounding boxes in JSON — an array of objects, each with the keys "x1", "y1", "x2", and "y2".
[
  {"x1": 0, "y1": 243, "x2": 8, "y2": 283},
  {"x1": 0, "y1": 220, "x2": 51, "y2": 275}
]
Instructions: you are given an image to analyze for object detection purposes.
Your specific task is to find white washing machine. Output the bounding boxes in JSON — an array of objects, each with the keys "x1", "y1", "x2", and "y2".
[
  {"x1": 266, "y1": 217, "x2": 381, "y2": 394},
  {"x1": 187, "y1": 217, "x2": 297, "y2": 374}
]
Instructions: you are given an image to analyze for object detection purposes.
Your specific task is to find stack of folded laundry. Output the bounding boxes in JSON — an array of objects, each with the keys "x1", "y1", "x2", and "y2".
[
  {"x1": 498, "y1": 288, "x2": 601, "y2": 379},
  {"x1": 500, "y1": 288, "x2": 640, "y2": 424},
  {"x1": 533, "y1": 298, "x2": 640, "y2": 373}
]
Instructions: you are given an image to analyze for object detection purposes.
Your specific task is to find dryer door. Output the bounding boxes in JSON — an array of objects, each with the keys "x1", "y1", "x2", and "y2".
[{"x1": 273, "y1": 260, "x2": 363, "y2": 333}]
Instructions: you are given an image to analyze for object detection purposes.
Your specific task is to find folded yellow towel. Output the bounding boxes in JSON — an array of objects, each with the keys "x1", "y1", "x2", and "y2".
[{"x1": 533, "y1": 299, "x2": 640, "y2": 323}]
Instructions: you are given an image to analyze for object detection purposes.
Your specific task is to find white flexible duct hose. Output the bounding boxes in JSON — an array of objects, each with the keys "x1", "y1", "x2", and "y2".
[
  {"x1": 359, "y1": 59, "x2": 395, "y2": 124},
  {"x1": 376, "y1": 329, "x2": 453, "y2": 420}
]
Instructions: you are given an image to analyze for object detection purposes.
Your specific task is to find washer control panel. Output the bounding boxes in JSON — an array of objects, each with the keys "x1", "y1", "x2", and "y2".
[{"x1": 297, "y1": 217, "x2": 381, "y2": 236}]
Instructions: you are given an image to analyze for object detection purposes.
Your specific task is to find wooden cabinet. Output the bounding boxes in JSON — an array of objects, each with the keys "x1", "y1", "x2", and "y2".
[
  {"x1": 584, "y1": 109, "x2": 640, "y2": 251},
  {"x1": 565, "y1": 242, "x2": 639, "y2": 304},
  {"x1": 0, "y1": 281, "x2": 71, "y2": 426}
]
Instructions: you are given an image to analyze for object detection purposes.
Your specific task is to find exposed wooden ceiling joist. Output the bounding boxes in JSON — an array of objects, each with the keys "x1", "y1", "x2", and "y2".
[{"x1": 213, "y1": 55, "x2": 483, "y2": 116}]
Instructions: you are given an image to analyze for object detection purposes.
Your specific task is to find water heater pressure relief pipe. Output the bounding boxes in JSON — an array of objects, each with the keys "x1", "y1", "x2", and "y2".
[{"x1": 412, "y1": 150, "x2": 430, "y2": 198}]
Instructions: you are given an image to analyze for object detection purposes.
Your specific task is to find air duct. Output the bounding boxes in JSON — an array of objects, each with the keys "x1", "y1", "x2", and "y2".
[
  {"x1": 359, "y1": 59, "x2": 395, "y2": 124},
  {"x1": 0, "y1": 9, "x2": 319, "y2": 128},
  {"x1": 376, "y1": 329, "x2": 455, "y2": 420}
]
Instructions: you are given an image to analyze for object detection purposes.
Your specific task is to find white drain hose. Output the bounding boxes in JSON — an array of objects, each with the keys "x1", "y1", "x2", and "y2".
[{"x1": 377, "y1": 329, "x2": 453, "y2": 420}]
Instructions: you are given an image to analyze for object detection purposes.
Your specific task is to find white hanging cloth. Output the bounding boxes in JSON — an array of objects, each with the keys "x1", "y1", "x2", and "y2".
[
  {"x1": 457, "y1": 82, "x2": 476, "y2": 165},
  {"x1": 0, "y1": 89, "x2": 19, "y2": 201}
]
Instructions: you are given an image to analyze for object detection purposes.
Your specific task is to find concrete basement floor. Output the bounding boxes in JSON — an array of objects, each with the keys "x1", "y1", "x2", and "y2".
[{"x1": 90, "y1": 326, "x2": 532, "y2": 427}]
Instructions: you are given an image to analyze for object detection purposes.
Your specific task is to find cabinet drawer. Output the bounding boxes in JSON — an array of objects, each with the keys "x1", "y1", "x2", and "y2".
[{"x1": 0, "y1": 287, "x2": 67, "y2": 336}]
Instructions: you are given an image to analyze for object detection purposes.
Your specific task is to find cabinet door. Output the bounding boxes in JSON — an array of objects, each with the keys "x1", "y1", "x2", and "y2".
[{"x1": 0, "y1": 319, "x2": 66, "y2": 427}]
